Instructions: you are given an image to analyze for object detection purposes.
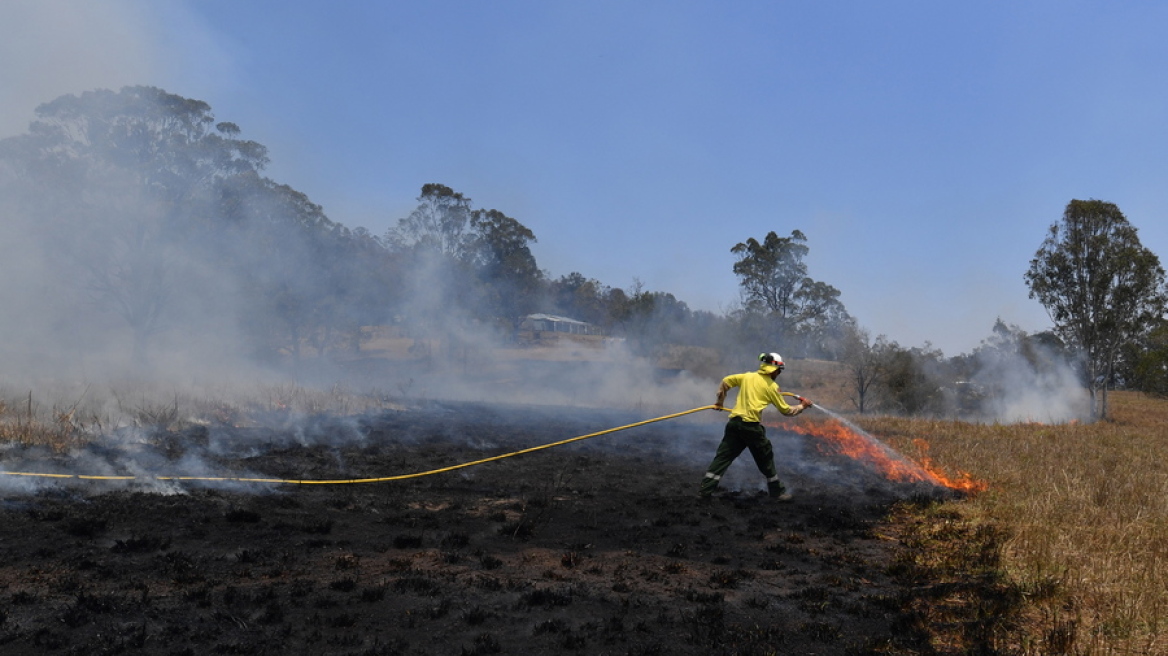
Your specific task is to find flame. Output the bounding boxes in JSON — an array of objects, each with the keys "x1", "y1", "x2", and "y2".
[
  {"x1": 784, "y1": 418, "x2": 988, "y2": 494},
  {"x1": 906, "y1": 438, "x2": 989, "y2": 494}
]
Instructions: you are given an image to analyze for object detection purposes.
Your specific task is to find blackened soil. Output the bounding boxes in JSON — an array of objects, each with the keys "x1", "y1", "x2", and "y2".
[{"x1": 0, "y1": 402, "x2": 945, "y2": 655}]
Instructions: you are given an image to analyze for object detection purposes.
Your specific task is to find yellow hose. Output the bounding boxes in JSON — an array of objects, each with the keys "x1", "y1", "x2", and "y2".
[{"x1": 0, "y1": 405, "x2": 719, "y2": 486}]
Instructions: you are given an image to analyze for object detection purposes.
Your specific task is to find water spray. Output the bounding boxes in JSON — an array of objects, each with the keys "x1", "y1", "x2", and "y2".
[{"x1": 779, "y1": 392, "x2": 986, "y2": 494}]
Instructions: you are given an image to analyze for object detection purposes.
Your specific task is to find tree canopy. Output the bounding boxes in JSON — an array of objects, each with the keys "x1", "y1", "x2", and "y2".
[
  {"x1": 1025, "y1": 199, "x2": 1168, "y2": 418},
  {"x1": 730, "y1": 230, "x2": 849, "y2": 356},
  {"x1": 384, "y1": 183, "x2": 475, "y2": 259},
  {"x1": 0, "y1": 86, "x2": 392, "y2": 366}
]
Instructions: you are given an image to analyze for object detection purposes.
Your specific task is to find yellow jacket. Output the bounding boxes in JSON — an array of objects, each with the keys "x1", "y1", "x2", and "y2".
[{"x1": 716, "y1": 363, "x2": 798, "y2": 422}]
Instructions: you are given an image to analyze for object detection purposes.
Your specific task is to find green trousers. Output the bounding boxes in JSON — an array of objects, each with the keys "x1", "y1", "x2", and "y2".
[{"x1": 699, "y1": 416, "x2": 784, "y2": 496}]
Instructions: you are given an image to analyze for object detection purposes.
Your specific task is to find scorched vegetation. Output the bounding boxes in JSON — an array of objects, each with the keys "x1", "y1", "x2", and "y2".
[{"x1": 0, "y1": 383, "x2": 1011, "y2": 655}]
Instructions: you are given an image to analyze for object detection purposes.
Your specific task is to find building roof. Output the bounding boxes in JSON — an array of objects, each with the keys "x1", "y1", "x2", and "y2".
[{"x1": 523, "y1": 313, "x2": 591, "y2": 326}]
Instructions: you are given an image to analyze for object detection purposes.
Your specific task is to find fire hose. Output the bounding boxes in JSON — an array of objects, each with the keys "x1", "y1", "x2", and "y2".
[{"x1": 0, "y1": 405, "x2": 722, "y2": 486}]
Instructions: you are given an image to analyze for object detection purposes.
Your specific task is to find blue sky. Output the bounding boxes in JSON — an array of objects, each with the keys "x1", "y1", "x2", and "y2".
[{"x1": 4, "y1": 1, "x2": 1168, "y2": 355}]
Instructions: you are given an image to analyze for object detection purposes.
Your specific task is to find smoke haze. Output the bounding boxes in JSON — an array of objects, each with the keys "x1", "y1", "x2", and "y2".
[
  {"x1": 0, "y1": 4, "x2": 1090, "y2": 503},
  {"x1": 1, "y1": 1, "x2": 160, "y2": 137},
  {"x1": 0, "y1": 82, "x2": 719, "y2": 500},
  {"x1": 970, "y1": 341, "x2": 1089, "y2": 424}
]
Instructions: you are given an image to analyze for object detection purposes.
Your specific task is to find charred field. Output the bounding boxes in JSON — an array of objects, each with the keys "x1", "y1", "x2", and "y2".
[{"x1": 0, "y1": 401, "x2": 978, "y2": 655}]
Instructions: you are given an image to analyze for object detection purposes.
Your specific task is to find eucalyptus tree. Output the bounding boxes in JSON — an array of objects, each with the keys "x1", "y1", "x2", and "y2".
[
  {"x1": 220, "y1": 175, "x2": 364, "y2": 361},
  {"x1": 0, "y1": 86, "x2": 268, "y2": 362},
  {"x1": 384, "y1": 183, "x2": 475, "y2": 259},
  {"x1": 730, "y1": 229, "x2": 848, "y2": 354},
  {"x1": 0, "y1": 86, "x2": 390, "y2": 367},
  {"x1": 549, "y1": 272, "x2": 610, "y2": 326},
  {"x1": 1025, "y1": 199, "x2": 1168, "y2": 419},
  {"x1": 386, "y1": 185, "x2": 549, "y2": 349},
  {"x1": 468, "y1": 208, "x2": 542, "y2": 322}
]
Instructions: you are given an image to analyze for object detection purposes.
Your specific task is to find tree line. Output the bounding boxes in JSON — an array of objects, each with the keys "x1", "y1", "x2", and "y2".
[
  {"x1": 2, "y1": 87, "x2": 1165, "y2": 419},
  {"x1": 0, "y1": 87, "x2": 850, "y2": 369}
]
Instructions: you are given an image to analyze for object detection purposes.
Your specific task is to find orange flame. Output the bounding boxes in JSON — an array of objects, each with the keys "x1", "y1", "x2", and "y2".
[{"x1": 784, "y1": 418, "x2": 988, "y2": 494}]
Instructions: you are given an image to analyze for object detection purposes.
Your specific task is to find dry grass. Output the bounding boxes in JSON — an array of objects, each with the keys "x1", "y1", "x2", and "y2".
[
  {"x1": 0, "y1": 383, "x2": 400, "y2": 453},
  {"x1": 0, "y1": 393, "x2": 87, "y2": 453},
  {"x1": 858, "y1": 391, "x2": 1168, "y2": 655}
]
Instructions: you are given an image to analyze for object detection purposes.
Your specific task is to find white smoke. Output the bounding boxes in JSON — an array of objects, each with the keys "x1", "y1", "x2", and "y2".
[
  {"x1": 0, "y1": 2, "x2": 905, "y2": 499},
  {"x1": 967, "y1": 325, "x2": 1090, "y2": 424},
  {"x1": 1, "y1": 1, "x2": 159, "y2": 138}
]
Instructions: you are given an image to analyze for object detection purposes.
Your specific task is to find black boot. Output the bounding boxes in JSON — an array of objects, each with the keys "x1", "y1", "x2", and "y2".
[{"x1": 768, "y1": 481, "x2": 792, "y2": 501}]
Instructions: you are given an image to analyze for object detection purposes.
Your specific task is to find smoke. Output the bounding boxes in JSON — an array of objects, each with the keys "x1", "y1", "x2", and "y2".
[
  {"x1": 0, "y1": 0, "x2": 719, "y2": 417},
  {"x1": 0, "y1": 161, "x2": 262, "y2": 383},
  {"x1": 1, "y1": 1, "x2": 163, "y2": 138},
  {"x1": 962, "y1": 323, "x2": 1090, "y2": 424},
  {"x1": 0, "y1": 82, "x2": 724, "y2": 499},
  {"x1": 0, "y1": 5, "x2": 798, "y2": 500},
  {"x1": 0, "y1": 1, "x2": 237, "y2": 141},
  {"x1": 970, "y1": 346, "x2": 1088, "y2": 424},
  {"x1": 2, "y1": 7, "x2": 1080, "y2": 500},
  {"x1": 0, "y1": 3, "x2": 258, "y2": 394},
  {"x1": 860, "y1": 322, "x2": 1091, "y2": 423}
]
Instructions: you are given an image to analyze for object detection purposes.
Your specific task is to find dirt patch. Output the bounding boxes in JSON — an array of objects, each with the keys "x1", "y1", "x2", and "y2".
[{"x1": 0, "y1": 401, "x2": 955, "y2": 655}]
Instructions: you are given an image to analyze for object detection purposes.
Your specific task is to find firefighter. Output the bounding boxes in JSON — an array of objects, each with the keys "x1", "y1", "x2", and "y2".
[{"x1": 699, "y1": 352, "x2": 812, "y2": 500}]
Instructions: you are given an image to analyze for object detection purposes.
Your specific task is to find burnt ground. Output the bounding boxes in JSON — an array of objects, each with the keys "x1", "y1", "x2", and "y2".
[{"x1": 0, "y1": 402, "x2": 964, "y2": 655}]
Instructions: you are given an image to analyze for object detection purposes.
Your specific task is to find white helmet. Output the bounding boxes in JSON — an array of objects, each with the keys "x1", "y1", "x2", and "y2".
[{"x1": 759, "y1": 352, "x2": 784, "y2": 368}]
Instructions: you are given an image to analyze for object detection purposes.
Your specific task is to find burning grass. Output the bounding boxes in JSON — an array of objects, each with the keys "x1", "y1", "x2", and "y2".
[
  {"x1": 786, "y1": 414, "x2": 989, "y2": 495},
  {"x1": 856, "y1": 391, "x2": 1168, "y2": 655}
]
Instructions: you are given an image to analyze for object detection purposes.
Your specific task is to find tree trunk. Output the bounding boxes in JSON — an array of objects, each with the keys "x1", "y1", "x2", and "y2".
[{"x1": 1101, "y1": 355, "x2": 1114, "y2": 420}]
